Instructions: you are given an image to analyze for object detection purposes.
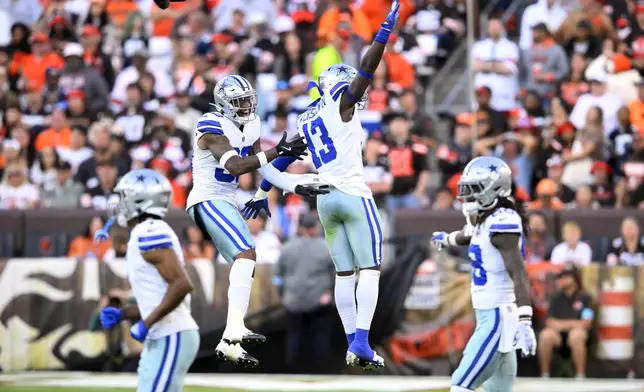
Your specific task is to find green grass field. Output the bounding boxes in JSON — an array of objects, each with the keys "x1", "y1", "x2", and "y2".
[{"x1": 0, "y1": 388, "x2": 450, "y2": 392}]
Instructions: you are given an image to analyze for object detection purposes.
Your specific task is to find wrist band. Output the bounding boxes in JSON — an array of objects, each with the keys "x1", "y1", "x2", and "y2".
[
  {"x1": 447, "y1": 231, "x2": 459, "y2": 246},
  {"x1": 358, "y1": 68, "x2": 373, "y2": 79},
  {"x1": 256, "y1": 151, "x2": 268, "y2": 167},
  {"x1": 345, "y1": 90, "x2": 360, "y2": 104},
  {"x1": 374, "y1": 26, "x2": 392, "y2": 44},
  {"x1": 256, "y1": 188, "x2": 269, "y2": 199},
  {"x1": 219, "y1": 150, "x2": 238, "y2": 169}
]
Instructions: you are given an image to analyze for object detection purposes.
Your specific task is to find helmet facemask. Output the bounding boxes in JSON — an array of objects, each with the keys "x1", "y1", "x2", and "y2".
[{"x1": 228, "y1": 92, "x2": 258, "y2": 124}]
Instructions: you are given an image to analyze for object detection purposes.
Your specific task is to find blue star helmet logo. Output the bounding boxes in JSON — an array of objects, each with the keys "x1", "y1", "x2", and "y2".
[
  {"x1": 488, "y1": 164, "x2": 498, "y2": 173},
  {"x1": 136, "y1": 174, "x2": 146, "y2": 183},
  {"x1": 218, "y1": 79, "x2": 232, "y2": 94},
  {"x1": 337, "y1": 65, "x2": 349, "y2": 76}
]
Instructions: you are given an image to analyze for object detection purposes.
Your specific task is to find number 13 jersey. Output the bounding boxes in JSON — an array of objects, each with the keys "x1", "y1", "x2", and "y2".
[
  {"x1": 468, "y1": 208, "x2": 523, "y2": 309},
  {"x1": 297, "y1": 82, "x2": 372, "y2": 199},
  {"x1": 187, "y1": 112, "x2": 260, "y2": 209}
]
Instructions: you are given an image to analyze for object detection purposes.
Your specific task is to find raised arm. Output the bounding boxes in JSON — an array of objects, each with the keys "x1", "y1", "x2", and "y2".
[{"x1": 338, "y1": 0, "x2": 400, "y2": 118}]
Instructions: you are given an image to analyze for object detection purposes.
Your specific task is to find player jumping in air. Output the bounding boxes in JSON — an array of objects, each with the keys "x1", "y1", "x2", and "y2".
[
  {"x1": 99, "y1": 168, "x2": 200, "y2": 392},
  {"x1": 431, "y1": 156, "x2": 537, "y2": 392},
  {"x1": 242, "y1": 0, "x2": 402, "y2": 371},
  {"x1": 187, "y1": 74, "x2": 328, "y2": 367}
]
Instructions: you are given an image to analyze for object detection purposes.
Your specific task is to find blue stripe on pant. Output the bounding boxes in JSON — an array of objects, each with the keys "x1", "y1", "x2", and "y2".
[
  {"x1": 317, "y1": 189, "x2": 383, "y2": 272},
  {"x1": 138, "y1": 330, "x2": 200, "y2": 392},
  {"x1": 188, "y1": 200, "x2": 255, "y2": 264},
  {"x1": 451, "y1": 308, "x2": 516, "y2": 391}
]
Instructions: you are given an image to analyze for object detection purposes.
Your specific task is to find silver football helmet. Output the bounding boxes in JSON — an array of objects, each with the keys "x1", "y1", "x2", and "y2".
[
  {"x1": 111, "y1": 168, "x2": 172, "y2": 227},
  {"x1": 213, "y1": 75, "x2": 257, "y2": 124},
  {"x1": 318, "y1": 64, "x2": 368, "y2": 109},
  {"x1": 458, "y1": 156, "x2": 512, "y2": 215}
]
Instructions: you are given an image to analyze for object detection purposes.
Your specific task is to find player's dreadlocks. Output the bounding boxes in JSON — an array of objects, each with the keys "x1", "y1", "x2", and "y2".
[{"x1": 477, "y1": 181, "x2": 529, "y2": 236}]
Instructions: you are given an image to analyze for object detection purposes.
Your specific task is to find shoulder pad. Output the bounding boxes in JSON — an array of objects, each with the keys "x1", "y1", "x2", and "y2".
[
  {"x1": 133, "y1": 220, "x2": 174, "y2": 253},
  {"x1": 196, "y1": 112, "x2": 226, "y2": 135},
  {"x1": 486, "y1": 208, "x2": 522, "y2": 234}
]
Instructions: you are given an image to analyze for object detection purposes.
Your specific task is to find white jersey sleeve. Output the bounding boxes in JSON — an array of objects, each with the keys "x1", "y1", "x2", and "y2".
[
  {"x1": 195, "y1": 112, "x2": 225, "y2": 142},
  {"x1": 485, "y1": 208, "x2": 523, "y2": 236}
]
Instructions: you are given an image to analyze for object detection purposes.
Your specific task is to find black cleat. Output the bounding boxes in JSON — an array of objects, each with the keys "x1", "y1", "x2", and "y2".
[
  {"x1": 222, "y1": 329, "x2": 266, "y2": 347},
  {"x1": 215, "y1": 341, "x2": 259, "y2": 368}
]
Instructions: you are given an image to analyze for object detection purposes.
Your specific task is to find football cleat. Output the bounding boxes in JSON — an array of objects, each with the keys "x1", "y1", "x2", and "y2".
[
  {"x1": 215, "y1": 341, "x2": 259, "y2": 368},
  {"x1": 222, "y1": 327, "x2": 266, "y2": 346},
  {"x1": 346, "y1": 350, "x2": 385, "y2": 372}
]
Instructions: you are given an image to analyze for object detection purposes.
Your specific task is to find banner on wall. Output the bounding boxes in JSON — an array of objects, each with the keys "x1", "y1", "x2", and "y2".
[
  {"x1": 0, "y1": 257, "x2": 642, "y2": 378},
  {"x1": 0, "y1": 258, "x2": 279, "y2": 372}
]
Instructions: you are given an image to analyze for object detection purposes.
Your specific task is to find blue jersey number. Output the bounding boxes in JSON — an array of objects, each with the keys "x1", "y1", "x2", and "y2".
[
  {"x1": 302, "y1": 117, "x2": 337, "y2": 169},
  {"x1": 215, "y1": 146, "x2": 252, "y2": 183},
  {"x1": 468, "y1": 244, "x2": 487, "y2": 286}
]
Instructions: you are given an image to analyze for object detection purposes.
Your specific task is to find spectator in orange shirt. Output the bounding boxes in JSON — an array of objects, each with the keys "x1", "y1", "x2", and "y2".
[
  {"x1": 360, "y1": 0, "x2": 415, "y2": 37},
  {"x1": 317, "y1": 0, "x2": 372, "y2": 44},
  {"x1": 628, "y1": 80, "x2": 644, "y2": 136},
  {"x1": 527, "y1": 178, "x2": 565, "y2": 210},
  {"x1": 149, "y1": 158, "x2": 187, "y2": 208},
  {"x1": 9, "y1": 33, "x2": 64, "y2": 91},
  {"x1": 34, "y1": 109, "x2": 73, "y2": 152},
  {"x1": 68, "y1": 216, "x2": 113, "y2": 260},
  {"x1": 384, "y1": 33, "x2": 415, "y2": 91}
]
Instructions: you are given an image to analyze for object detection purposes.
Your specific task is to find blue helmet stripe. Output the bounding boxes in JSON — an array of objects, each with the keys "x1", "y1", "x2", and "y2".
[{"x1": 230, "y1": 75, "x2": 246, "y2": 89}]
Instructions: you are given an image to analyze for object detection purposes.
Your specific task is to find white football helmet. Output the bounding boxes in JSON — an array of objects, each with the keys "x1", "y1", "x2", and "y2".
[
  {"x1": 110, "y1": 168, "x2": 172, "y2": 227},
  {"x1": 318, "y1": 64, "x2": 368, "y2": 109},
  {"x1": 213, "y1": 75, "x2": 258, "y2": 124},
  {"x1": 458, "y1": 156, "x2": 513, "y2": 215}
]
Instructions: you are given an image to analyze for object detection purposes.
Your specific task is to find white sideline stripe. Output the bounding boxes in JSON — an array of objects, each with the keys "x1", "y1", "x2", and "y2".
[{"x1": 6, "y1": 373, "x2": 644, "y2": 392}]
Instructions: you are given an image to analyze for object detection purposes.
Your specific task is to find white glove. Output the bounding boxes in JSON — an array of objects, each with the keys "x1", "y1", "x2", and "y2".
[
  {"x1": 431, "y1": 232, "x2": 449, "y2": 250},
  {"x1": 515, "y1": 306, "x2": 537, "y2": 357}
]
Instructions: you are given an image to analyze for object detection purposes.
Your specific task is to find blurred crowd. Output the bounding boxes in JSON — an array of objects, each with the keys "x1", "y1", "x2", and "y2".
[{"x1": 0, "y1": 0, "x2": 467, "y2": 241}]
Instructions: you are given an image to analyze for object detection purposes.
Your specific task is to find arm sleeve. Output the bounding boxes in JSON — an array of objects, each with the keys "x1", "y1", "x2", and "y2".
[
  {"x1": 257, "y1": 164, "x2": 298, "y2": 193},
  {"x1": 259, "y1": 156, "x2": 297, "y2": 192}
]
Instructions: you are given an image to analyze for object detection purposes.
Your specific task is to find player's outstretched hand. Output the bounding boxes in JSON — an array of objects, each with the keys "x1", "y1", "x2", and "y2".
[
  {"x1": 295, "y1": 184, "x2": 330, "y2": 197},
  {"x1": 93, "y1": 217, "x2": 114, "y2": 243},
  {"x1": 130, "y1": 320, "x2": 149, "y2": 342},
  {"x1": 383, "y1": 0, "x2": 400, "y2": 30},
  {"x1": 100, "y1": 307, "x2": 122, "y2": 329},
  {"x1": 431, "y1": 231, "x2": 449, "y2": 250},
  {"x1": 276, "y1": 132, "x2": 308, "y2": 160},
  {"x1": 242, "y1": 197, "x2": 271, "y2": 220}
]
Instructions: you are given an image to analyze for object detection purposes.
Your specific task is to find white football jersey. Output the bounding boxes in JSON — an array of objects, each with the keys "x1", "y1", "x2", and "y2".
[
  {"x1": 468, "y1": 208, "x2": 524, "y2": 309},
  {"x1": 297, "y1": 81, "x2": 372, "y2": 199},
  {"x1": 187, "y1": 112, "x2": 261, "y2": 209},
  {"x1": 126, "y1": 218, "x2": 199, "y2": 339}
]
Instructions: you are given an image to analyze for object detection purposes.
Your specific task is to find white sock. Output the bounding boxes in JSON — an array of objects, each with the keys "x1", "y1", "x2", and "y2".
[
  {"x1": 355, "y1": 269, "x2": 380, "y2": 331},
  {"x1": 334, "y1": 274, "x2": 357, "y2": 336},
  {"x1": 227, "y1": 258, "x2": 255, "y2": 330}
]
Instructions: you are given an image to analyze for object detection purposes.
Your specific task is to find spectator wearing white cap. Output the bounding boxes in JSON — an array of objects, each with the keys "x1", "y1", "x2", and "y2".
[
  {"x1": 59, "y1": 42, "x2": 110, "y2": 116},
  {"x1": 569, "y1": 69, "x2": 623, "y2": 136},
  {"x1": 585, "y1": 38, "x2": 641, "y2": 104}
]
